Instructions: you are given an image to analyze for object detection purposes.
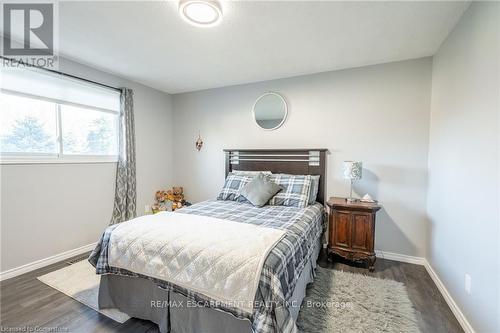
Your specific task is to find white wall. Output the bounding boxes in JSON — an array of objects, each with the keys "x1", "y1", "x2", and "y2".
[
  {"x1": 427, "y1": 2, "x2": 500, "y2": 332},
  {"x1": 172, "y1": 58, "x2": 432, "y2": 257},
  {"x1": 0, "y1": 57, "x2": 174, "y2": 272}
]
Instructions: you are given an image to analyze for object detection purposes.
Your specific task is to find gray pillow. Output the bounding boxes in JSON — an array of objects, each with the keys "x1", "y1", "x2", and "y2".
[{"x1": 238, "y1": 173, "x2": 283, "y2": 207}]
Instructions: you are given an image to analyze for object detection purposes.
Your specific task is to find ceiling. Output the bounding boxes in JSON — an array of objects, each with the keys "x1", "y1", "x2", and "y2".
[{"x1": 52, "y1": 1, "x2": 469, "y2": 93}]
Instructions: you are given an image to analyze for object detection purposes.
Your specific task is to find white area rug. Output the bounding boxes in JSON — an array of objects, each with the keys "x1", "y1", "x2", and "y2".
[
  {"x1": 296, "y1": 267, "x2": 421, "y2": 333},
  {"x1": 37, "y1": 260, "x2": 131, "y2": 323}
]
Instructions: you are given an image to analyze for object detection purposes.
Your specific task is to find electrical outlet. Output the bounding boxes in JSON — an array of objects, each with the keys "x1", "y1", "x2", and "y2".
[{"x1": 465, "y1": 274, "x2": 472, "y2": 295}]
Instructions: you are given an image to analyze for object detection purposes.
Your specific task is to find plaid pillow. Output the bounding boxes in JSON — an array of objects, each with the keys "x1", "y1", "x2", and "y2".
[
  {"x1": 267, "y1": 174, "x2": 313, "y2": 208},
  {"x1": 217, "y1": 173, "x2": 254, "y2": 202}
]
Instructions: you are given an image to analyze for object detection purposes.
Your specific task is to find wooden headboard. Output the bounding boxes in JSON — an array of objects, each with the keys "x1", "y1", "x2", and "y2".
[{"x1": 224, "y1": 149, "x2": 328, "y2": 205}]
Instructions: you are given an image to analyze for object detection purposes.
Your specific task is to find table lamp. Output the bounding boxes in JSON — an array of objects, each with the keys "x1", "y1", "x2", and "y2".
[{"x1": 343, "y1": 161, "x2": 362, "y2": 202}]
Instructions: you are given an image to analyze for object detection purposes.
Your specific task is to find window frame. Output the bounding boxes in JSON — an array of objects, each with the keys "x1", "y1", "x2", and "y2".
[{"x1": 0, "y1": 90, "x2": 120, "y2": 165}]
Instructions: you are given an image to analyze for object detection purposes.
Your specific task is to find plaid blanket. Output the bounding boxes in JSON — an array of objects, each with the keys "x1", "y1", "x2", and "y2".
[{"x1": 89, "y1": 200, "x2": 325, "y2": 333}]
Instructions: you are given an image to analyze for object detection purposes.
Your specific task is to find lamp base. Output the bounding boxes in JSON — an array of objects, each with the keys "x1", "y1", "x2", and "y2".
[{"x1": 346, "y1": 180, "x2": 359, "y2": 203}]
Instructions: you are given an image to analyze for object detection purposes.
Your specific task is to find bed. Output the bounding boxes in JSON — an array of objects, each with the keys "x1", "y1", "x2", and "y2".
[{"x1": 89, "y1": 149, "x2": 328, "y2": 333}]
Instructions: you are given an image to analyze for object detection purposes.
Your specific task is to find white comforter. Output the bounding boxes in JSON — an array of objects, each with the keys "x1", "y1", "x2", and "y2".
[{"x1": 108, "y1": 211, "x2": 285, "y2": 314}]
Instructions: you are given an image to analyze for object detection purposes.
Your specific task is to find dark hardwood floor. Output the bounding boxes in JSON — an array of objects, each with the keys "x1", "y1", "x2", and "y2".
[
  {"x1": 1, "y1": 251, "x2": 463, "y2": 333},
  {"x1": 317, "y1": 251, "x2": 464, "y2": 333}
]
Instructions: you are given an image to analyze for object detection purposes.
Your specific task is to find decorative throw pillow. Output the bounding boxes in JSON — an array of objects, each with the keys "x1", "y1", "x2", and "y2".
[
  {"x1": 268, "y1": 174, "x2": 313, "y2": 208},
  {"x1": 217, "y1": 173, "x2": 254, "y2": 201},
  {"x1": 238, "y1": 173, "x2": 283, "y2": 207},
  {"x1": 308, "y1": 175, "x2": 321, "y2": 204}
]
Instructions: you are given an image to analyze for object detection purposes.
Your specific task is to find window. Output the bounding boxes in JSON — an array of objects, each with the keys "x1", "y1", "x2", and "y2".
[
  {"x1": 60, "y1": 105, "x2": 118, "y2": 156},
  {"x1": 0, "y1": 67, "x2": 120, "y2": 164},
  {"x1": 1, "y1": 93, "x2": 58, "y2": 155}
]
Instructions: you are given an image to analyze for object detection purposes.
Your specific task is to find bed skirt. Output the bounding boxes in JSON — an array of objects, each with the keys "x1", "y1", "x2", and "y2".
[{"x1": 98, "y1": 240, "x2": 321, "y2": 333}]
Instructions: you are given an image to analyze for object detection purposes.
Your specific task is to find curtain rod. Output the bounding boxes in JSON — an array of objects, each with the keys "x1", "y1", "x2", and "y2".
[{"x1": 0, "y1": 56, "x2": 122, "y2": 93}]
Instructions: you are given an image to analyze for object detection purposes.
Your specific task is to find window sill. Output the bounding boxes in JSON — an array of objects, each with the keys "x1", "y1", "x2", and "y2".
[{"x1": 0, "y1": 156, "x2": 119, "y2": 165}]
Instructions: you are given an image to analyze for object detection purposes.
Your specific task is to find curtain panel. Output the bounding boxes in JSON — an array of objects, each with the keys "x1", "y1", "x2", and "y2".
[{"x1": 110, "y1": 88, "x2": 137, "y2": 225}]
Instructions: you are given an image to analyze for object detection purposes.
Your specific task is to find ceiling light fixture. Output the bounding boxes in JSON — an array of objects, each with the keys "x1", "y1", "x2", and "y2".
[{"x1": 179, "y1": 0, "x2": 223, "y2": 27}]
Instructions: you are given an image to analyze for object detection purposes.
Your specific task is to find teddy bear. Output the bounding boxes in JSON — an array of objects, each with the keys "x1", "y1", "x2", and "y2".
[
  {"x1": 152, "y1": 190, "x2": 169, "y2": 213},
  {"x1": 170, "y1": 187, "x2": 185, "y2": 211}
]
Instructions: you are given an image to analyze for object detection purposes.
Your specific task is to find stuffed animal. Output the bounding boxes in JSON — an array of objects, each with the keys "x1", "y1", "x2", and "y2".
[
  {"x1": 155, "y1": 190, "x2": 167, "y2": 202},
  {"x1": 171, "y1": 187, "x2": 185, "y2": 211},
  {"x1": 152, "y1": 187, "x2": 190, "y2": 212},
  {"x1": 152, "y1": 190, "x2": 169, "y2": 213}
]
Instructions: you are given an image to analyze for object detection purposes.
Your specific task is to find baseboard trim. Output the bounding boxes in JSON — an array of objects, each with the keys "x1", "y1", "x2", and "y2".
[
  {"x1": 375, "y1": 250, "x2": 426, "y2": 265},
  {"x1": 423, "y1": 260, "x2": 475, "y2": 333},
  {"x1": 0, "y1": 242, "x2": 97, "y2": 281},
  {"x1": 375, "y1": 250, "x2": 474, "y2": 333}
]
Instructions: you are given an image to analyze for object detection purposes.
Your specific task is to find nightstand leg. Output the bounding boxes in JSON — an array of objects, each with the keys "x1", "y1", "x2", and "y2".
[
  {"x1": 326, "y1": 249, "x2": 334, "y2": 263},
  {"x1": 368, "y1": 255, "x2": 376, "y2": 272}
]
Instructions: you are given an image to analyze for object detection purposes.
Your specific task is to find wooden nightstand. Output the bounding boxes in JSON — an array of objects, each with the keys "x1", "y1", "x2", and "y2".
[{"x1": 326, "y1": 197, "x2": 381, "y2": 271}]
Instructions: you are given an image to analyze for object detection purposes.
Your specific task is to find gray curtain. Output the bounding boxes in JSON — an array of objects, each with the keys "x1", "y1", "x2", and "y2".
[{"x1": 110, "y1": 88, "x2": 137, "y2": 225}]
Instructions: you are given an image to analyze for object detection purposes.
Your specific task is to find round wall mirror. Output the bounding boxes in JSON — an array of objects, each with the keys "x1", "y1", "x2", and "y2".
[{"x1": 252, "y1": 92, "x2": 288, "y2": 130}]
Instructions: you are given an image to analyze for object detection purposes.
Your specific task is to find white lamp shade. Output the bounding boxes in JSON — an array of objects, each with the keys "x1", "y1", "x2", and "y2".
[{"x1": 343, "y1": 161, "x2": 362, "y2": 180}]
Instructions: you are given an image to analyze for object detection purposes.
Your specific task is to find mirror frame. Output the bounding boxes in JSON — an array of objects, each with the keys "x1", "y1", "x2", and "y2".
[{"x1": 252, "y1": 92, "x2": 288, "y2": 131}]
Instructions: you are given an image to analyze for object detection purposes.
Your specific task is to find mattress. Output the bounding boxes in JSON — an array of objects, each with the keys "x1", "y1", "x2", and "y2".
[
  {"x1": 98, "y1": 238, "x2": 322, "y2": 333},
  {"x1": 89, "y1": 200, "x2": 325, "y2": 333}
]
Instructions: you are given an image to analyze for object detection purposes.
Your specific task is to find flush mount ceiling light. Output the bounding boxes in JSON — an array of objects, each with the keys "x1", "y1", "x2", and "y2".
[{"x1": 179, "y1": 0, "x2": 223, "y2": 27}]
